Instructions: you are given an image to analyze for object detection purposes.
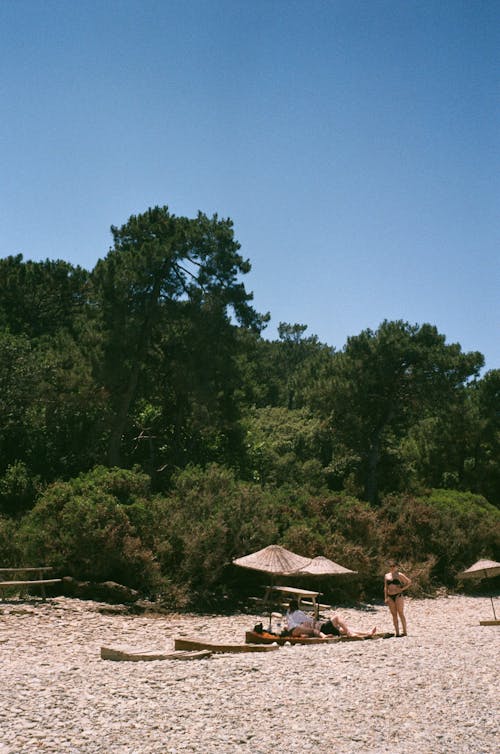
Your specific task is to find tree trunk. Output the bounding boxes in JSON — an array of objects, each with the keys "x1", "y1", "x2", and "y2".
[
  {"x1": 107, "y1": 277, "x2": 162, "y2": 467},
  {"x1": 364, "y1": 406, "x2": 395, "y2": 504},
  {"x1": 107, "y1": 360, "x2": 142, "y2": 467},
  {"x1": 365, "y1": 431, "x2": 381, "y2": 505}
]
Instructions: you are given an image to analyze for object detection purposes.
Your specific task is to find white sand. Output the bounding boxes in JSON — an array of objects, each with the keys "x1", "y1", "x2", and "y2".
[{"x1": 0, "y1": 594, "x2": 498, "y2": 753}]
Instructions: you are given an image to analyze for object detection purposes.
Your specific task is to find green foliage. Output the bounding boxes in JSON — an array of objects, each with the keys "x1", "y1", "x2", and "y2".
[
  {"x1": 280, "y1": 493, "x2": 383, "y2": 598},
  {"x1": 0, "y1": 255, "x2": 89, "y2": 340},
  {"x1": 0, "y1": 515, "x2": 23, "y2": 565},
  {"x1": 91, "y1": 205, "x2": 267, "y2": 468},
  {"x1": 27, "y1": 333, "x2": 106, "y2": 479},
  {"x1": 310, "y1": 320, "x2": 484, "y2": 503},
  {"x1": 469, "y1": 370, "x2": 500, "y2": 504},
  {"x1": 0, "y1": 326, "x2": 105, "y2": 482},
  {"x1": 7, "y1": 459, "x2": 499, "y2": 607},
  {"x1": 0, "y1": 204, "x2": 498, "y2": 607},
  {"x1": 378, "y1": 490, "x2": 500, "y2": 587},
  {"x1": 149, "y1": 464, "x2": 279, "y2": 605},
  {"x1": 237, "y1": 323, "x2": 335, "y2": 410},
  {"x1": 0, "y1": 462, "x2": 40, "y2": 516},
  {"x1": 17, "y1": 468, "x2": 160, "y2": 590},
  {"x1": 75, "y1": 465, "x2": 152, "y2": 503},
  {"x1": 241, "y1": 406, "x2": 328, "y2": 490},
  {"x1": 137, "y1": 304, "x2": 250, "y2": 479},
  {"x1": 0, "y1": 330, "x2": 41, "y2": 474}
]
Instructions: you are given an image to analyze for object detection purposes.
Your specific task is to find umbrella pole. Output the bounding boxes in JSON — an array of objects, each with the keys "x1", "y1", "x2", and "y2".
[
  {"x1": 484, "y1": 570, "x2": 497, "y2": 620},
  {"x1": 490, "y1": 596, "x2": 497, "y2": 621},
  {"x1": 267, "y1": 576, "x2": 275, "y2": 632}
]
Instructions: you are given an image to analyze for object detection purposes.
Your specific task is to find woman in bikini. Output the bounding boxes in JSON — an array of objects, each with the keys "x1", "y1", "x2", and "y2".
[{"x1": 384, "y1": 561, "x2": 411, "y2": 636}]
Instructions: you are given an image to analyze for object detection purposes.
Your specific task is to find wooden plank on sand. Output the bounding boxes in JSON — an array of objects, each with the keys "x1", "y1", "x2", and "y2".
[
  {"x1": 479, "y1": 620, "x2": 500, "y2": 626},
  {"x1": 174, "y1": 637, "x2": 279, "y2": 653},
  {"x1": 100, "y1": 646, "x2": 212, "y2": 661}
]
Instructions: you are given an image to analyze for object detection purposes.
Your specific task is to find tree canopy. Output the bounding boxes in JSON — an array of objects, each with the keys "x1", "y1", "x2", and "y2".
[
  {"x1": 90, "y1": 206, "x2": 267, "y2": 467},
  {"x1": 0, "y1": 205, "x2": 498, "y2": 606}
]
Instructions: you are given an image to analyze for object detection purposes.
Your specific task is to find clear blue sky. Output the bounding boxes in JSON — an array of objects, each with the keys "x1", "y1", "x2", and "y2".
[{"x1": 1, "y1": 0, "x2": 498, "y2": 371}]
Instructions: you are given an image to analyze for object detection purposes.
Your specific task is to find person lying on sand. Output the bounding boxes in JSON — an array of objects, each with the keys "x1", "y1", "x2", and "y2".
[
  {"x1": 319, "y1": 614, "x2": 377, "y2": 638},
  {"x1": 285, "y1": 599, "x2": 377, "y2": 639},
  {"x1": 285, "y1": 599, "x2": 325, "y2": 637}
]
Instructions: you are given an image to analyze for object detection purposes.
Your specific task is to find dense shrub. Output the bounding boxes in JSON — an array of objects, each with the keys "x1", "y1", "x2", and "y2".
[
  {"x1": 149, "y1": 464, "x2": 279, "y2": 606},
  {"x1": 0, "y1": 515, "x2": 23, "y2": 565},
  {"x1": 0, "y1": 462, "x2": 41, "y2": 517},
  {"x1": 378, "y1": 490, "x2": 500, "y2": 589},
  {"x1": 16, "y1": 468, "x2": 161, "y2": 591},
  {"x1": 6, "y1": 458, "x2": 499, "y2": 609},
  {"x1": 276, "y1": 493, "x2": 383, "y2": 601},
  {"x1": 63, "y1": 465, "x2": 152, "y2": 504}
]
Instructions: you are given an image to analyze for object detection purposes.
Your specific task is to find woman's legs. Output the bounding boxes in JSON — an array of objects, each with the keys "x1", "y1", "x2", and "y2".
[
  {"x1": 350, "y1": 626, "x2": 377, "y2": 638},
  {"x1": 291, "y1": 622, "x2": 323, "y2": 637},
  {"x1": 331, "y1": 616, "x2": 377, "y2": 638},
  {"x1": 387, "y1": 597, "x2": 400, "y2": 635},
  {"x1": 395, "y1": 596, "x2": 407, "y2": 635},
  {"x1": 331, "y1": 616, "x2": 350, "y2": 635}
]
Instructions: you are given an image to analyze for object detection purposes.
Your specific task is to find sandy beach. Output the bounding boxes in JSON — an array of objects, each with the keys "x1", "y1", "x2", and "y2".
[{"x1": 0, "y1": 594, "x2": 498, "y2": 754}]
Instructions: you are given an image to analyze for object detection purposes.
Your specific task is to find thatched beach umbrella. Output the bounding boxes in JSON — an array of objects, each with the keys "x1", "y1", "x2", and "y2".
[
  {"x1": 289, "y1": 556, "x2": 358, "y2": 617},
  {"x1": 233, "y1": 545, "x2": 313, "y2": 629},
  {"x1": 292, "y1": 555, "x2": 357, "y2": 577},
  {"x1": 233, "y1": 547, "x2": 358, "y2": 623},
  {"x1": 233, "y1": 544, "x2": 312, "y2": 575},
  {"x1": 457, "y1": 559, "x2": 500, "y2": 622}
]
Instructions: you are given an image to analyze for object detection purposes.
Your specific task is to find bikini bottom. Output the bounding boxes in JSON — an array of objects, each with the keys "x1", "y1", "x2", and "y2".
[{"x1": 320, "y1": 620, "x2": 341, "y2": 636}]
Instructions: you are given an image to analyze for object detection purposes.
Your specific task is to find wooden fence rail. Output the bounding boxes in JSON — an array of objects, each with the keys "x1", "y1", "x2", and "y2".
[{"x1": 0, "y1": 567, "x2": 62, "y2": 600}]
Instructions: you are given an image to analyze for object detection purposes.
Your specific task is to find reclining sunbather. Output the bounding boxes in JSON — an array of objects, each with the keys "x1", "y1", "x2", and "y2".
[
  {"x1": 319, "y1": 614, "x2": 377, "y2": 638},
  {"x1": 285, "y1": 599, "x2": 377, "y2": 638},
  {"x1": 285, "y1": 599, "x2": 325, "y2": 637}
]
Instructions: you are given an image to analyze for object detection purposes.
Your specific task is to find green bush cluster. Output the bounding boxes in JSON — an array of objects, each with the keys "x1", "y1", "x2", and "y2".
[
  {"x1": 16, "y1": 467, "x2": 161, "y2": 591},
  {"x1": 1, "y1": 464, "x2": 498, "y2": 608}
]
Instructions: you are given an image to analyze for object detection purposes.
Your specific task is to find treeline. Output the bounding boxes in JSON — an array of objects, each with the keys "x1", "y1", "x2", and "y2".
[{"x1": 0, "y1": 206, "x2": 498, "y2": 605}]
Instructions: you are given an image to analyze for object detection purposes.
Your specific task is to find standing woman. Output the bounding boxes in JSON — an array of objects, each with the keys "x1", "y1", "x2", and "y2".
[{"x1": 384, "y1": 561, "x2": 412, "y2": 636}]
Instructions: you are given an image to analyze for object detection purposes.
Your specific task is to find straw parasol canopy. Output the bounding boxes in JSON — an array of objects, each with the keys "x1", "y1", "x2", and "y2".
[
  {"x1": 457, "y1": 559, "x2": 500, "y2": 622},
  {"x1": 232, "y1": 545, "x2": 312, "y2": 575},
  {"x1": 457, "y1": 559, "x2": 500, "y2": 580},
  {"x1": 292, "y1": 555, "x2": 357, "y2": 577}
]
